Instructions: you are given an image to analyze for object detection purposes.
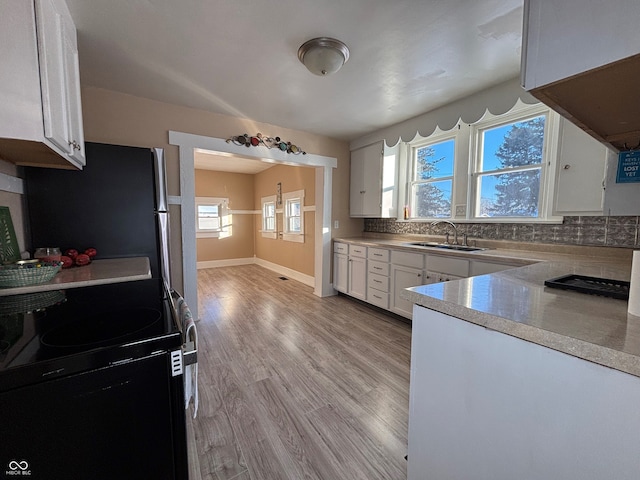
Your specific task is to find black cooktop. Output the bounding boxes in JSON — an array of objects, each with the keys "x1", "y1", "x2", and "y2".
[{"x1": 0, "y1": 279, "x2": 180, "y2": 391}]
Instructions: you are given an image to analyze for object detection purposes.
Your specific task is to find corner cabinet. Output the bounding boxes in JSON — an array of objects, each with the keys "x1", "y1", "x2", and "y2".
[
  {"x1": 0, "y1": 0, "x2": 85, "y2": 169},
  {"x1": 521, "y1": 0, "x2": 640, "y2": 151},
  {"x1": 350, "y1": 141, "x2": 398, "y2": 218}
]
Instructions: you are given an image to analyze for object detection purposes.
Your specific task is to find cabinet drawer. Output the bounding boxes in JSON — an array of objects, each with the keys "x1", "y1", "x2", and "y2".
[
  {"x1": 390, "y1": 250, "x2": 425, "y2": 269},
  {"x1": 427, "y1": 255, "x2": 469, "y2": 277},
  {"x1": 368, "y1": 272, "x2": 390, "y2": 293},
  {"x1": 349, "y1": 244, "x2": 367, "y2": 258},
  {"x1": 368, "y1": 248, "x2": 390, "y2": 262},
  {"x1": 368, "y1": 260, "x2": 390, "y2": 276},
  {"x1": 334, "y1": 242, "x2": 348, "y2": 254},
  {"x1": 367, "y1": 287, "x2": 389, "y2": 309}
]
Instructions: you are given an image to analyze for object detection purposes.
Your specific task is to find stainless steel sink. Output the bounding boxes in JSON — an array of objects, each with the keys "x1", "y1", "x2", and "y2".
[{"x1": 405, "y1": 242, "x2": 487, "y2": 252}]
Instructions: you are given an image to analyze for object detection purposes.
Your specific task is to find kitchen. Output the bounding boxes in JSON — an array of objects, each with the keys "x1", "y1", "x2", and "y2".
[{"x1": 1, "y1": 0, "x2": 640, "y2": 479}]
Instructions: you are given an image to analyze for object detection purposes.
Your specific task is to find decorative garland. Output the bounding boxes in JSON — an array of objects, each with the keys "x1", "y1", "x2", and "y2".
[{"x1": 226, "y1": 133, "x2": 306, "y2": 155}]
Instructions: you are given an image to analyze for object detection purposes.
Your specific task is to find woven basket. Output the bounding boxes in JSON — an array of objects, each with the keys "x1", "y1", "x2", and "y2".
[{"x1": 0, "y1": 262, "x2": 62, "y2": 288}]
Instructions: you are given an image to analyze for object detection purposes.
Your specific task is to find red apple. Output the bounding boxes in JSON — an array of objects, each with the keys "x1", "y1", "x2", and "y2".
[
  {"x1": 75, "y1": 253, "x2": 91, "y2": 266},
  {"x1": 60, "y1": 255, "x2": 73, "y2": 268},
  {"x1": 65, "y1": 248, "x2": 79, "y2": 259},
  {"x1": 84, "y1": 247, "x2": 97, "y2": 258}
]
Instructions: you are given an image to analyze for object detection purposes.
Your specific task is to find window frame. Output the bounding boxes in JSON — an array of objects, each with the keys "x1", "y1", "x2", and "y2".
[
  {"x1": 401, "y1": 103, "x2": 562, "y2": 223},
  {"x1": 261, "y1": 195, "x2": 277, "y2": 239},
  {"x1": 469, "y1": 103, "x2": 559, "y2": 221},
  {"x1": 409, "y1": 131, "x2": 457, "y2": 220},
  {"x1": 195, "y1": 196, "x2": 228, "y2": 238},
  {"x1": 282, "y1": 189, "x2": 304, "y2": 243}
]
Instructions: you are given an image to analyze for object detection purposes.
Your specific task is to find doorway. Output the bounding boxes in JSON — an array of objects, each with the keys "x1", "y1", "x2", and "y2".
[{"x1": 169, "y1": 131, "x2": 337, "y2": 321}]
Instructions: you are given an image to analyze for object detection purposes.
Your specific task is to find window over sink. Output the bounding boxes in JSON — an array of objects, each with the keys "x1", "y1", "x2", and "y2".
[{"x1": 405, "y1": 102, "x2": 560, "y2": 222}]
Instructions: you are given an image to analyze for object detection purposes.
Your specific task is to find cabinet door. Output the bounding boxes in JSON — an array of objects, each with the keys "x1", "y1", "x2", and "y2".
[
  {"x1": 348, "y1": 256, "x2": 367, "y2": 300},
  {"x1": 63, "y1": 26, "x2": 85, "y2": 165},
  {"x1": 391, "y1": 265, "x2": 423, "y2": 319},
  {"x1": 350, "y1": 142, "x2": 382, "y2": 217},
  {"x1": 553, "y1": 120, "x2": 605, "y2": 215},
  {"x1": 333, "y1": 252, "x2": 348, "y2": 293},
  {"x1": 36, "y1": 0, "x2": 69, "y2": 154},
  {"x1": 35, "y1": 0, "x2": 85, "y2": 168}
]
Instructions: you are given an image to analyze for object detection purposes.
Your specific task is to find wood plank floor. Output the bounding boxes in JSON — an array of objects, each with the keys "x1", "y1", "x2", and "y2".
[{"x1": 187, "y1": 264, "x2": 412, "y2": 480}]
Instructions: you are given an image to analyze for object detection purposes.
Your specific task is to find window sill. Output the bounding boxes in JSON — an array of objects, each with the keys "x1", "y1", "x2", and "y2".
[
  {"x1": 261, "y1": 231, "x2": 277, "y2": 239},
  {"x1": 197, "y1": 231, "x2": 221, "y2": 238},
  {"x1": 283, "y1": 233, "x2": 304, "y2": 243}
]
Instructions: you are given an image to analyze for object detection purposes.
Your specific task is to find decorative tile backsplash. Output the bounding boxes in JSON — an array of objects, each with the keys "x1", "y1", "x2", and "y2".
[{"x1": 364, "y1": 216, "x2": 640, "y2": 248}]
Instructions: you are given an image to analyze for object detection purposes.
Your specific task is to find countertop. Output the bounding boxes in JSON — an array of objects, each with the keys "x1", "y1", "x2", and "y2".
[
  {"x1": 0, "y1": 257, "x2": 152, "y2": 296},
  {"x1": 335, "y1": 235, "x2": 640, "y2": 378}
]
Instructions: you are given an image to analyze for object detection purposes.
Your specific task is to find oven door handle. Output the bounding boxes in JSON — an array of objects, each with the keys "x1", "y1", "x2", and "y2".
[{"x1": 170, "y1": 289, "x2": 198, "y2": 367}]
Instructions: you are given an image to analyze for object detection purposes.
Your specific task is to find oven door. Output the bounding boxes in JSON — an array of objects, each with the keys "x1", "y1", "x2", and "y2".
[{"x1": 0, "y1": 351, "x2": 185, "y2": 480}]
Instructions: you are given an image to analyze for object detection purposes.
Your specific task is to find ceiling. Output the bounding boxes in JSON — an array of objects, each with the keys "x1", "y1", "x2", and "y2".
[{"x1": 65, "y1": 0, "x2": 524, "y2": 144}]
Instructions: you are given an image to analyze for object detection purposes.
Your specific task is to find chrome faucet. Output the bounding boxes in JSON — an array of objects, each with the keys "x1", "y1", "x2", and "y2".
[{"x1": 431, "y1": 220, "x2": 458, "y2": 245}]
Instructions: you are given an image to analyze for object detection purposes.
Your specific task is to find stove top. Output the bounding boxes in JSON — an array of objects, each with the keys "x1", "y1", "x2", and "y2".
[{"x1": 0, "y1": 278, "x2": 181, "y2": 391}]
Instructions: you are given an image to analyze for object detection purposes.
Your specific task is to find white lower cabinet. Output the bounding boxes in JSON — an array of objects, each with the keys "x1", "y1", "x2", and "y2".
[
  {"x1": 334, "y1": 241, "x2": 524, "y2": 319},
  {"x1": 333, "y1": 252, "x2": 348, "y2": 293},
  {"x1": 333, "y1": 242, "x2": 349, "y2": 293},
  {"x1": 367, "y1": 247, "x2": 390, "y2": 309},
  {"x1": 348, "y1": 255, "x2": 367, "y2": 301},
  {"x1": 390, "y1": 265, "x2": 424, "y2": 319},
  {"x1": 334, "y1": 242, "x2": 367, "y2": 299}
]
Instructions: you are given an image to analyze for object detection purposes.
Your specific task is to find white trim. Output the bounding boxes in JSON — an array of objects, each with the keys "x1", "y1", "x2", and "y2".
[
  {"x1": 169, "y1": 131, "x2": 337, "y2": 321},
  {"x1": 0, "y1": 172, "x2": 24, "y2": 194},
  {"x1": 302, "y1": 205, "x2": 316, "y2": 212},
  {"x1": 230, "y1": 209, "x2": 259, "y2": 215},
  {"x1": 350, "y1": 78, "x2": 539, "y2": 150},
  {"x1": 253, "y1": 258, "x2": 315, "y2": 288},
  {"x1": 197, "y1": 258, "x2": 254, "y2": 269},
  {"x1": 168, "y1": 195, "x2": 182, "y2": 205}
]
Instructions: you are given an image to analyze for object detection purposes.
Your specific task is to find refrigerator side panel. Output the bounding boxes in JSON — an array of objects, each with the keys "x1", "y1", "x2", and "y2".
[{"x1": 25, "y1": 142, "x2": 161, "y2": 278}]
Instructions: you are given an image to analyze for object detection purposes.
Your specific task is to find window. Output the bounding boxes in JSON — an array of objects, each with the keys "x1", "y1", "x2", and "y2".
[
  {"x1": 410, "y1": 137, "x2": 455, "y2": 218},
  {"x1": 472, "y1": 112, "x2": 548, "y2": 218},
  {"x1": 195, "y1": 197, "x2": 229, "y2": 238},
  {"x1": 282, "y1": 189, "x2": 304, "y2": 243},
  {"x1": 404, "y1": 103, "x2": 560, "y2": 222},
  {"x1": 261, "y1": 195, "x2": 277, "y2": 239}
]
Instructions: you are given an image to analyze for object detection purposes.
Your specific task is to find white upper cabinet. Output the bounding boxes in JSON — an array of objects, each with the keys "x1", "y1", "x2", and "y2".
[
  {"x1": 0, "y1": 0, "x2": 85, "y2": 168},
  {"x1": 350, "y1": 141, "x2": 398, "y2": 218},
  {"x1": 521, "y1": 0, "x2": 640, "y2": 152},
  {"x1": 553, "y1": 119, "x2": 607, "y2": 215}
]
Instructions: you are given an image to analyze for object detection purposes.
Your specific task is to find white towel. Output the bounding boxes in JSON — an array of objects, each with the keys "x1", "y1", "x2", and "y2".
[{"x1": 178, "y1": 296, "x2": 198, "y2": 418}]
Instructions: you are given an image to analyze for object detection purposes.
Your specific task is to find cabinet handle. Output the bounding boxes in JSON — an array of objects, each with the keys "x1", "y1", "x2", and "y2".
[
  {"x1": 68, "y1": 140, "x2": 81, "y2": 151},
  {"x1": 563, "y1": 164, "x2": 571, "y2": 170},
  {"x1": 417, "y1": 273, "x2": 421, "y2": 277},
  {"x1": 373, "y1": 294, "x2": 381, "y2": 300}
]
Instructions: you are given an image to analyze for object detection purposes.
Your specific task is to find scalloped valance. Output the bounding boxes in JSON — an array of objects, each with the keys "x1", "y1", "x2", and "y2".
[{"x1": 350, "y1": 77, "x2": 539, "y2": 150}]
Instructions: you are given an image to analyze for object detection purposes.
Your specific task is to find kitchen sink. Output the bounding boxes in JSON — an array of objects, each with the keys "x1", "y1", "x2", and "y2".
[{"x1": 405, "y1": 242, "x2": 487, "y2": 252}]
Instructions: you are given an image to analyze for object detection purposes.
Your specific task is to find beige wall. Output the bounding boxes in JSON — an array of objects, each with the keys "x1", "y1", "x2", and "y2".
[
  {"x1": 80, "y1": 86, "x2": 362, "y2": 289},
  {"x1": 254, "y1": 164, "x2": 316, "y2": 277},
  {"x1": 195, "y1": 169, "x2": 254, "y2": 262}
]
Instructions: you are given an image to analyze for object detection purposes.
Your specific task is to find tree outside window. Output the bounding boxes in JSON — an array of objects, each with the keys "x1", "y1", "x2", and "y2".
[{"x1": 475, "y1": 115, "x2": 545, "y2": 218}]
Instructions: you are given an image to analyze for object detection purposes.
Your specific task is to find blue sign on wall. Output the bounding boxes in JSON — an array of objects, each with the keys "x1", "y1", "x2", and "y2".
[{"x1": 616, "y1": 151, "x2": 640, "y2": 183}]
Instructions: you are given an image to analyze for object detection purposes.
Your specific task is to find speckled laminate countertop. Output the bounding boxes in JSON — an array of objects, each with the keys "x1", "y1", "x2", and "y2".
[
  {"x1": 336, "y1": 234, "x2": 640, "y2": 378},
  {"x1": 0, "y1": 257, "x2": 152, "y2": 296}
]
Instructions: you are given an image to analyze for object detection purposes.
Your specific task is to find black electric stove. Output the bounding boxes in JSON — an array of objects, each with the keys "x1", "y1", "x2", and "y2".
[{"x1": 0, "y1": 279, "x2": 187, "y2": 480}]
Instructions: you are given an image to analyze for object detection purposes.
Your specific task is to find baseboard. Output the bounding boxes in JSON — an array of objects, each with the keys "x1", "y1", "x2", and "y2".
[
  {"x1": 196, "y1": 258, "x2": 254, "y2": 269},
  {"x1": 196, "y1": 257, "x2": 315, "y2": 288},
  {"x1": 253, "y1": 258, "x2": 315, "y2": 288}
]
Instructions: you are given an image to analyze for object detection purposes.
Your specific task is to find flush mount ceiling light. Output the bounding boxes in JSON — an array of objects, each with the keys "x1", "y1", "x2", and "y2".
[{"x1": 297, "y1": 37, "x2": 350, "y2": 76}]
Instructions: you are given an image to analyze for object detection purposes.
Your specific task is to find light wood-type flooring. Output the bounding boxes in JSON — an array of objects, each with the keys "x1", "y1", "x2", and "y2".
[{"x1": 185, "y1": 264, "x2": 412, "y2": 480}]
